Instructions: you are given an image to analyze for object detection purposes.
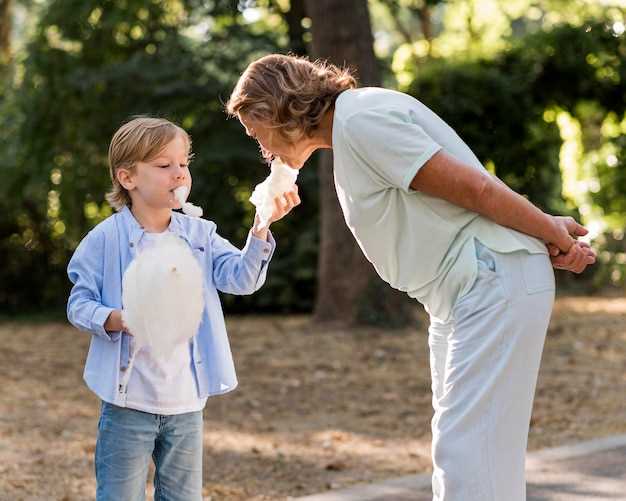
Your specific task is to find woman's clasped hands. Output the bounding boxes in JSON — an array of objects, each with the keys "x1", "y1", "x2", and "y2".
[{"x1": 546, "y1": 216, "x2": 597, "y2": 274}]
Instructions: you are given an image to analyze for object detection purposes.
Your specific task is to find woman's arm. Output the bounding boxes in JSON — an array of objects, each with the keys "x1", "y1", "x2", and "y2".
[{"x1": 410, "y1": 150, "x2": 595, "y2": 273}]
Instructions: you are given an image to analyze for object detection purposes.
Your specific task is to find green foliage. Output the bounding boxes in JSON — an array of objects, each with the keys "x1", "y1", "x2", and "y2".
[
  {"x1": 1, "y1": 0, "x2": 319, "y2": 314},
  {"x1": 409, "y1": 20, "x2": 626, "y2": 217},
  {"x1": 2, "y1": 4, "x2": 626, "y2": 315},
  {"x1": 593, "y1": 135, "x2": 626, "y2": 218},
  {"x1": 411, "y1": 60, "x2": 565, "y2": 213}
]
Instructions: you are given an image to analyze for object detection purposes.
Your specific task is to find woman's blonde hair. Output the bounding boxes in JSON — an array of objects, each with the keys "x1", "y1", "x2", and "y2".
[
  {"x1": 106, "y1": 117, "x2": 190, "y2": 210},
  {"x1": 226, "y1": 54, "x2": 357, "y2": 141}
]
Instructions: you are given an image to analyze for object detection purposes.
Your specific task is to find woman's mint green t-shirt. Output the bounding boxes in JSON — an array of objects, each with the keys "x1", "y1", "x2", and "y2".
[{"x1": 331, "y1": 87, "x2": 547, "y2": 321}]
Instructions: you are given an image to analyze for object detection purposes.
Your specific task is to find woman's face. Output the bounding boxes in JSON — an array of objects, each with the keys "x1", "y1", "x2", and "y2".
[{"x1": 239, "y1": 114, "x2": 309, "y2": 168}]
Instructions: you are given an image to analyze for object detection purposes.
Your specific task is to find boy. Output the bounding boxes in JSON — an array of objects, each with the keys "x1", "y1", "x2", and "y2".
[{"x1": 67, "y1": 117, "x2": 299, "y2": 500}]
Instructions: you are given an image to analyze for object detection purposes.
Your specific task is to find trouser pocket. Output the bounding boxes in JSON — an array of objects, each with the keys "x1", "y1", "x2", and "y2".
[{"x1": 520, "y1": 252, "x2": 555, "y2": 294}]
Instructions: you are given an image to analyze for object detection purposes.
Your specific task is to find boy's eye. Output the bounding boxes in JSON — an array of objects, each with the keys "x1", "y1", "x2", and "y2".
[{"x1": 157, "y1": 164, "x2": 169, "y2": 169}]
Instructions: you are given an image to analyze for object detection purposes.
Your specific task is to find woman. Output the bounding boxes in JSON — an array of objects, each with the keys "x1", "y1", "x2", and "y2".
[{"x1": 226, "y1": 54, "x2": 595, "y2": 501}]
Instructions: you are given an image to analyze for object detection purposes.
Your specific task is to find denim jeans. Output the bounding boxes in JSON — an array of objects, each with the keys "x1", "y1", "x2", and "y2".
[{"x1": 95, "y1": 401, "x2": 203, "y2": 501}]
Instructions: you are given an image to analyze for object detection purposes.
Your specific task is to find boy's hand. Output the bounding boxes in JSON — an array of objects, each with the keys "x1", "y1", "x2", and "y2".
[{"x1": 104, "y1": 309, "x2": 132, "y2": 334}]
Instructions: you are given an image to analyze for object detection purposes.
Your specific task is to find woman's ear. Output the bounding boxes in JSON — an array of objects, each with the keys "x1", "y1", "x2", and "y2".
[{"x1": 117, "y1": 167, "x2": 136, "y2": 191}]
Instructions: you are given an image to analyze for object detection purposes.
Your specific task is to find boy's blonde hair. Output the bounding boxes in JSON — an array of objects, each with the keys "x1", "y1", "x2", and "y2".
[
  {"x1": 226, "y1": 54, "x2": 357, "y2": 142},
  {"x1": 106, "y1": 117, "x2": 191, "y2": 210}
]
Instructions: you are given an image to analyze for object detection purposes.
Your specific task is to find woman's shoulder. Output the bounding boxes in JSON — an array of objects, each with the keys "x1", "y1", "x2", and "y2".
[
  {"x1": 338, "y1": 87, "x2": 412, "y2": 110},
  {"x1": 336, "y1": 88, "x2": 419, "y2": 127}
]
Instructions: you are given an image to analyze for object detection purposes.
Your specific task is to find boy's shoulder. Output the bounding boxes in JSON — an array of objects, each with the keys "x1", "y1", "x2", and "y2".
[
  {"x1": 95, "y1": 211, "x2": 120, "y2": 231},
  {"x1": 78, "y1": 212, "x2": 118, "y2": 243},
  {"x1": 171, "y1": 211, "x2": 218, "y2": 241},
  {"x1": 172, "y1": 211, "x2": 215, "y2": 228},
  {"x1": 71, "y1": 212, "x2": 120, "y2": 259}
]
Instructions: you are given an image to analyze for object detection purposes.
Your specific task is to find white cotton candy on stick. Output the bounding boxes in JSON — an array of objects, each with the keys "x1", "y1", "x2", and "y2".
[
  {"x1": 249, "y1": 158, "x2": 298, "y2": 229},
  {"x1": 121, "y1": 233, "x2": 204, "y2": 360},
  {"x1": 174, "y1": 186, "x2": 203, "y2": 217}
]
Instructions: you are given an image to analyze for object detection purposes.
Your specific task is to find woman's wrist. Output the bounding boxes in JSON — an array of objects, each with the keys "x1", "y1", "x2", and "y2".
[
  {"x1": 544, "y1": 214, "x2": 576, "y2": 252},
  {"x1": 539, "y1": 213, "x2": 559, "y2": 245}
]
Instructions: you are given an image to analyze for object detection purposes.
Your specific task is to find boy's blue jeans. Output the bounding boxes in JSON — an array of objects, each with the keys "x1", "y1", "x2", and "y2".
[{"x1": 95, "y1": 401, "x2": 203, "y2": 501}]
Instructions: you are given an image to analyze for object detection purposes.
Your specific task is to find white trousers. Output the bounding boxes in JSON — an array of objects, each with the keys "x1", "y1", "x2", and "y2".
[{"x1": 428, "y1": 240, "x2": 555, "y2": 501}]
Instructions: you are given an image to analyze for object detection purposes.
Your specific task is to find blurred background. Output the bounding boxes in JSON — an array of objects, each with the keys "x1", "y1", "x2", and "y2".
[
  {"x1": 0, "y1": 0, "x2": 624, "y2": 322},
  {"x1": 2, "y1": 2, "x2": 626, "y2": 500}
]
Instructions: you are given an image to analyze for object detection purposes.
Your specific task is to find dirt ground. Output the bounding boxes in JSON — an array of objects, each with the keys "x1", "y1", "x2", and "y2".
[{"x1": 1, "y1": 296, "x2": 626, "y2": 501}]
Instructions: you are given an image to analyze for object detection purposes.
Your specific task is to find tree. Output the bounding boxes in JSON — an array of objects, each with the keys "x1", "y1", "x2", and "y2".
[
  {"x1": 305, "y1": 0, "x2": 414, "y2": 326},
  {"x1": 0, "y1": 0, "x2": 11, "y2": 63},
  {"x1": 0, "y1": 0, "x2": 285, "y2": 313},
  {"x1": 270, "y1": 0, "x2": 308, "y2": 56}
]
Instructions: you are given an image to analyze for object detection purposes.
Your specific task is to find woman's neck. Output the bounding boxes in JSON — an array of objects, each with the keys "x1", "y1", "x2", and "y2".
[{"x1": 316, "y1": 109, "x2": 334, "y2": 149}]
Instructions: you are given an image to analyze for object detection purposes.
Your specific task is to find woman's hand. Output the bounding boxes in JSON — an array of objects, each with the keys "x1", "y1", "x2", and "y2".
[
  {"x1": 548, "y1": 240, "x2": 596, "y2": 274},
  {"x1": 545, "y1": 216, "x2": 596, "y2": 273},
  {"x1": 547, "y1": 216, "x2": 588, "y2": 253},
  {"x1": 251, "y1": 185, "x2": 301, "y2": 240},
  {"x1": 269, "y1": 185, "x2": 301, "y2": 225}
]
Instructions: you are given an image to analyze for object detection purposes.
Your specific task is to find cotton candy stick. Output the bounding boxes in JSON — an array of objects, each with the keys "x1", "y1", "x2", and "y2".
[{"x1": 249, "y1": 158, "x2": 298, "y2": 229}]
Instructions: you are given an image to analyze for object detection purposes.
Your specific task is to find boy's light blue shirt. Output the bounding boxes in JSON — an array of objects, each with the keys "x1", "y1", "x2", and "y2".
[{"x1": 67, "y1": 206, "x2": 275, "y2": 406}]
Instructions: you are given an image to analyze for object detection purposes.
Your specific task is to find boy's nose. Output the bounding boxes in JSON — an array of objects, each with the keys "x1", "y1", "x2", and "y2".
[{"x1": 174, "y1": 165, "x2": 187, "y2": 178}]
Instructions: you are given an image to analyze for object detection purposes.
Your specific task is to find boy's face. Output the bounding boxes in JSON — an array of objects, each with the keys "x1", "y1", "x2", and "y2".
[{"x1": 119, "y1": 133, "x2": 192, "y2": 211}]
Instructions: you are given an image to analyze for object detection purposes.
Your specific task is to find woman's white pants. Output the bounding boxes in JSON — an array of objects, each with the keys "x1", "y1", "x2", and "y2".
[{"x1": 428, "y1": 240, "x2": 555, "y2": 501}]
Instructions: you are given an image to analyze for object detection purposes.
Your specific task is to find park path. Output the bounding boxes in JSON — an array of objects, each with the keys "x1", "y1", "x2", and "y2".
[{"x1": 294, "y1": 434, "x2": 626, "y2": 501}]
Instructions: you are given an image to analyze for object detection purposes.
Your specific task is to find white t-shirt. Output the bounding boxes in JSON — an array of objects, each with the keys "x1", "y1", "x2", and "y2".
[
  {"x1": 331, "y1": 88, "x2": 547, "y2": 321},
  {"x1": 124, "y1": 230, "x2": 207, "y2": 415}
]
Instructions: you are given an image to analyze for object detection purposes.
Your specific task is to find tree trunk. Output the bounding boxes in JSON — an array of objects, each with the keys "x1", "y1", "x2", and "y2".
[
  {"x1": 417, "y1": 5, "x2": 433, "y2": 56},
  {"x1": 278, "y1": 0, "x2": 308, "y2": 56},
  {"x1": 0, "y1": 0, "x2": 11, "y2": 64},
  {"x1": 305, "y1": 0, "x2": 414, "y2": 327}
]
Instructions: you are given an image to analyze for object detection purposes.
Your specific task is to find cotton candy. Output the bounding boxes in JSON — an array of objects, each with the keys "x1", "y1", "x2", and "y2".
[
  {"x1": 120, "y1": 233, "x2": 204, "y2": 389},
  {"x1": 249, "y1": 158, "x2": 298, "y2": 229},
  {"x1": 174, "y1": 186, "x2": 203, "y2": 217}
]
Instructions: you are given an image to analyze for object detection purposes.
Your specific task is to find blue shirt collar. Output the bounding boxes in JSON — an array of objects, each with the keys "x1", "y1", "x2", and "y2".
[{"x1": 120, "y1": 206, "x2": 191, "y2": 246}]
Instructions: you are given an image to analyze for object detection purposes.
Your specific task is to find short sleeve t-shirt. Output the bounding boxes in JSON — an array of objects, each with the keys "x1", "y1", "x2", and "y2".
[{"x1": 331, "y1": 87, "x2": 547, "y2": 321}]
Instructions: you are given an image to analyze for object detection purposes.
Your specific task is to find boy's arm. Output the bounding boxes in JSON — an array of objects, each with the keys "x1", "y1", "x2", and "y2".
[
  {"x1": 410, "y1": 150, "x2": 596, "y2": 274},
  {"x1": 211, "y1": 189, "x2": 300, "y2": 294},
  {"x1": 66, "y1": 230, "x2": 120, "y2": 340},
  {"x1": 210, "y1": 224, "x2": 276, "y2": 295}
]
